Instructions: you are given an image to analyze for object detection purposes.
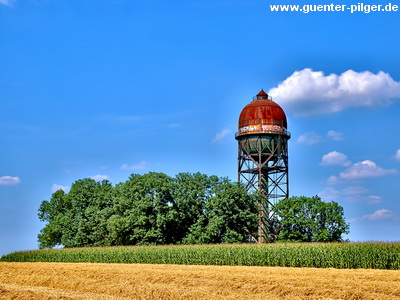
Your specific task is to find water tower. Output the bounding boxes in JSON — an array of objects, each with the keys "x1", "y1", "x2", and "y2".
[{"x1": 235, "y1": 90, "x2": 290, "y2": 243}]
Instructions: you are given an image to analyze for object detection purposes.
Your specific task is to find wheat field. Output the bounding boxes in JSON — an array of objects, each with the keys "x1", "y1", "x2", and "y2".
[{"x1": 1, "y1": 262, "x2": 399, "y2": 299}]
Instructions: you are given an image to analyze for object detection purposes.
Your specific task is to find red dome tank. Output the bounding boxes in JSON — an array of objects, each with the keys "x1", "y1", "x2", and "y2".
[{"x1": 236, "y1": 90, "x2": 288, "y2": 137}]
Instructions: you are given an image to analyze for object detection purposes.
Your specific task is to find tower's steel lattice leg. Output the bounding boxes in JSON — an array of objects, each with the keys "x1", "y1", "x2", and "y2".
[{"x1": 237, "y1": 134, "x2": 289, "y2": 243}]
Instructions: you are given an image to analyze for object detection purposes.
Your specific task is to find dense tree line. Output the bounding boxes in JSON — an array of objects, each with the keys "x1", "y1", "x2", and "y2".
[
  {"x1": 38, "y1": 173, "x2": 349, "y2": 249},
  {"x1": 38, "y1": 173, "x2": 258, "y2": 248}
]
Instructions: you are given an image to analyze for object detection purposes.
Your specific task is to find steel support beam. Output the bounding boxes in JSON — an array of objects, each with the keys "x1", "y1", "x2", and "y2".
[{"x1": 237, "y1": 134, "x2": 289, "y2": 243}]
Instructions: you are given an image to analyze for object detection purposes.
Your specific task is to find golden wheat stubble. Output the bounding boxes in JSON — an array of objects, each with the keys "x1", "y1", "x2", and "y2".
[{"x1": 0, "y1": 262, "x2": 399, "y2": 299}]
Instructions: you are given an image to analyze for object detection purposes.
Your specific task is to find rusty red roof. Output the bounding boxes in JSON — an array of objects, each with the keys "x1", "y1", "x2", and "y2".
[
  {"x1": 257, "y1": 89, "x2": 267, "y2": 96},
  {"x1": 238, "y1": 91, "x2": 287, "y2": 132}
]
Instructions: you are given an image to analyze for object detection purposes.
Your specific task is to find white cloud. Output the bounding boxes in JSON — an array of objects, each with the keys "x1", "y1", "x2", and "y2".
[
  {"x1": 297, "y1": 131, "x2": 322, "y2": 145},
  {"x1": 101, "y1": 115, "x2": 143, "y2": 123},
  {"x1": 90, "y1": 175, "x2": 110, "y2": 181},
  {"x1": 319, "y1": 185, "x2": 366, "y2": 200},
  {"x1": 395, "y1": 149, "x2": 400, "y2": 161},
  {"x1": 166, "y1": 123, "x2": 182, "y2": 129},
  {"x1": 339, "y1": 160, "x2": 397, "y2": 180},
  {"x1": 0, "y1": 0, "x2": 15, "y2": 6},
  {"x1": 51, "y1": 184, "x2": 70, "y2": 193},
  {"x1": 268, "y1": 68, "x2": 400, "y2": 116},
  {"x1": 318, "y1": 187, "x2": 340, "y2": 201},
  {"x1": 212, "y1": 128, "x2": 232, "y2": 144},
  {"x1": 367, "y1": 195, "x2": 382, "y2": 205},
  {"x1": 341, "y1": 185, "x2": 369, "y2": 195},
  {"x1": 327, "y1": 130, "x2": 344, "y2": 141},
  {"x1": 0, "y1": 176, "x2": 21, "y2": 186},
  {"x1": 297, "y1": 130, "x2": 344, "y2": 145},
  {"x1": 362, "y1": 209, "x2": 396, "y2": 221},
  {"x1": 121, "y1": 161, "x2": 148, "y2": 171},
  {"x1": 326, "y1": 175, "x2": 340, "y2": 185},
  {"x1": 319, "y1": 186, "x2": 382, "y2": 204},
  {"x1": 321, "y1": 151, "x2": 352, "y2": 167},
  {"x1": 347, "y1": 218, "x2": 359, "y2": 223}
]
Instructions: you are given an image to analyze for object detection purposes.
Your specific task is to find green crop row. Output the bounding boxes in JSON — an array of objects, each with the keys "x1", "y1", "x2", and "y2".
[{"x1": 1, "y1": 243, "x2": 400, "y2": 270}]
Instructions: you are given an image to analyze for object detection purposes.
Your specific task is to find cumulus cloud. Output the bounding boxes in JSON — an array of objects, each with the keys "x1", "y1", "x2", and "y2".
[
  {"x1": 326, "y1": 175, "x2": 340, "y2": 185},
  {"x1": 268, "y1": 68, "x2": 400, "y2": 116},
  {"x1": 0, "y1": 0, "x2": 15, "y2": 6},
  {"x1": 166, "y1": 123, "x2": 182, "y2": 129},
  {"x1": 0, "y1": 176, "x2": 21, "y2": 186},
  {"x1": 51, "y1": 184, "x2": 70, "y2": 193},
  {"x1": 121, "y1": 161, "x2": 148, "y2": 171},
  {"x1": 212, "y1": 128, "x2": 232, "y2": 144},
  {"x1": 297, "y1": 130, "x2": 344, "y2": 145},
  {"x1": 327, "y1": 130, "x2": 344, "y2": 141},
  {"x1": 319, "y1": 185, "x2": 369, "y2": 201},
  {"x1": 362, "y1": 209, "x2": 396, "y2": 221},
  {"x1": 339, "y1": 160, "x2": 397, "y2": 180},
  {"x1": 395, "y1": 149, "x2": 400, "y2": 161},
  {"x1": 341, "y1": 185, "x2": 369, "y2": 195},
  {"x1": 90, "y1": 175, "x2": 110, "y2": 181},
  {"x1": 319, "y1": 186, "x2": 383, "y2": 204},
  {"x1": 297, "y1": 131, "x2": 322, "y2": 145},
  {"x1": 367, "y1": 195, "x2": 383, "y2": 205},
  {"x1": 318, "y1": 187, "x2": 340, "y2": 201},
  {"x1": 321, "y1": 151, "x2": 352, "y2": 167}
]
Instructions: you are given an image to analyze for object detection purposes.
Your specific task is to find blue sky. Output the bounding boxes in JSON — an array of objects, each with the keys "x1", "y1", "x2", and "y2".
[{"x1": 1, "y1": 0, "x2": 399, "y2": 256}]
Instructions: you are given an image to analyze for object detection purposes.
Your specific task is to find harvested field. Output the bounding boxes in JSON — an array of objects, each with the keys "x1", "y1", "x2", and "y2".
[{"x1": 1, "y1": 262, "x2": 400, "y2": 299}]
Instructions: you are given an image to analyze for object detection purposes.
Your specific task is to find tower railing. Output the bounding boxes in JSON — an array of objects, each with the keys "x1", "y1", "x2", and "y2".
[
  {"x1": 253, "y1": 95, "x2": 273, "y2": 101},
  {"x1": 235, "y1": 128, "x2": 291, "y2": 138}
]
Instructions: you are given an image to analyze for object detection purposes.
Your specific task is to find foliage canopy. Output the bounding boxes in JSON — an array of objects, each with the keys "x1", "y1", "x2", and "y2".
[
  {"x1": 275, "y1": 196, "x2": 350, "y2": 242},
  {"x1": 38, "y1": 172, "x2": 258, "y2": 248},
  {"x1": 38, "y1": 173, "x2": 349, "y2": 248}
]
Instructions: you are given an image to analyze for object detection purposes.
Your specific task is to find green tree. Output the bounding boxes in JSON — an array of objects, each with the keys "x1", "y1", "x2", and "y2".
[
  {"x1": 38, "y1": 172, "x2": 259, "y2": 248},
  {"x1": 38, "y1": 178, "x2": 114, "y2": 248},
  {"x1": 62, "y1": 179, "x2": 113, "y2": 247},
  {"x1": 182, "y1": 179, "x2": 258, "y2": 244},
  {"x1": 173, "y1": 172, "x2": 220, "y2": 243},
  {"x1": 107, "y1": 172, "x2": 176, "y2": 245},
  {"x1": 275, "y1": 196, "x2": 349, "y2": 242},
  {"x1": 37, "y1": 189, "x2": 68, "y2": 248},
  {"x1": 205, "y1": 181, "x2": 257, "y2": 243}
]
